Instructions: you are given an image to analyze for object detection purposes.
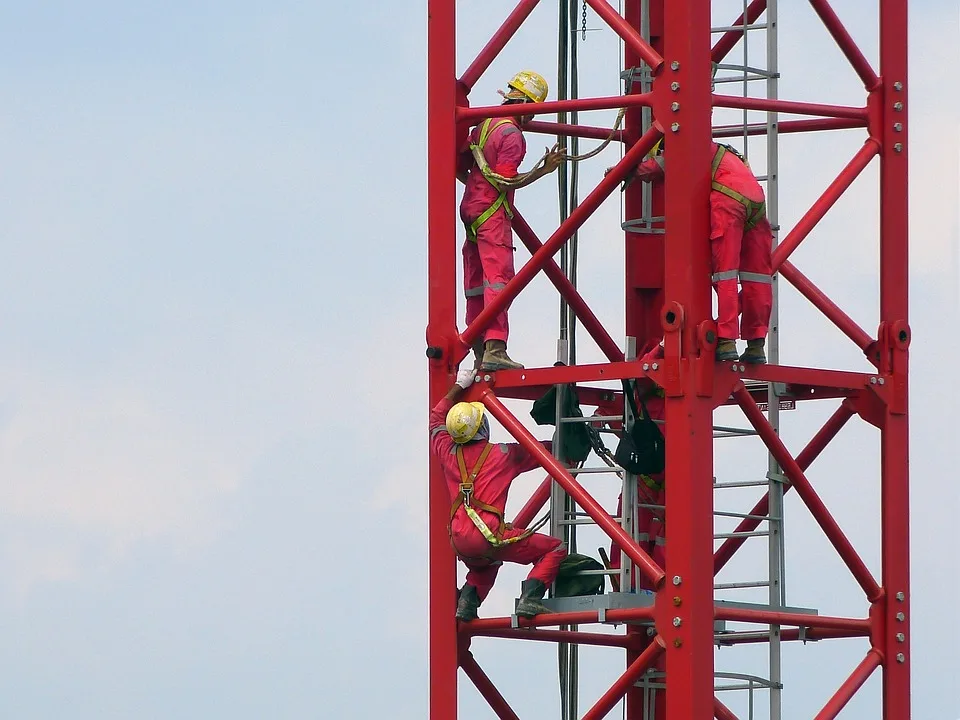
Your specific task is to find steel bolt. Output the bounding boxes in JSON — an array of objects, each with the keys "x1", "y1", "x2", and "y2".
[
  {"x1": 670, "y1": 122, "x2": 680, "y2": 132},
  {"x1": 896, "y1": 612, "x2": 905, "y2": 622},
  {"x1": 642, "y1": 363, "x2": 650, "y2": 371},
  {"x1": 894, "y1": 142, "x2": 903, "y2": 152},
  {"x1": 894, "y1": 101, "x2": 903, "y2": 111},
  {"x1": 652, "y1": 362, "x2": 659, "y2": 371},
  {"x1": 870, "y1": 377, "x2": 878, "y2": 384},
  {"x1": 878, "y1": 377, "x2": 885, "y2": 385},
  {"x1": 894, "y1": 81, "x2": 903, "y2": 91},
  {"x1": 483, "y1": 374, "x2": 492, "y2": 383},
  {"x1": 671, "y1": 81, "x2": 680, "y2": 91},
  {"x1": 896, "y1": 653, "x2": 905, "y2": 663},
  {"x1": 671, "y1": 102, "x2": 680, "y2": 111},
  {"x1": 673, "y1": 638, "x2": 683, "y2": 648},
  {"x1": 672, "y1": 617, "x2": 682, "y2": 627},
  {"x1": 671, "y1": 61, "x2": 680, "y2": 71},
  {"x1": 896, "y1": 632, "x2": 905, "y2": 642},
  {"x1": 672, "y1": 575, "x2": 682, "y2": 586},
  {"x1": 893, "y1": 122, "x2": 903, "y2": 132},
  {"x1": 896, "y1": 591, "x2": 905, "y2": 602}
]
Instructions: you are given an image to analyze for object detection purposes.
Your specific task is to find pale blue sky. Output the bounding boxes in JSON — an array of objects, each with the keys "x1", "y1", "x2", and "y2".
[{"x1": 0, "y1": 2, "x2": 957, "y2": 718}]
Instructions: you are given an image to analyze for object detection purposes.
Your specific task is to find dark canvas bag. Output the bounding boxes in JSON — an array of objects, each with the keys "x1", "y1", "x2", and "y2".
[
  {"x1": 553, "y1": 553, "x2": 605, "y2": 597},
  {"x1": 614, "y1": 379, "x2": 665, "y2": 476}
]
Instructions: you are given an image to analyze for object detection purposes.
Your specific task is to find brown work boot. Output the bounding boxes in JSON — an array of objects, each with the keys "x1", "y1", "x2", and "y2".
[
  {"x1": 481, "y1": 340, "x2": 524, "y2": 371},
  {"x1": 739, "y1": 338, "x2": 767, "y2": 365},
  {"x1": 472, "y1": 340, "x2": 485, "y2": 370},
  {"x1": 716, "y1": 338, "x2": 739, "y2": 362}
]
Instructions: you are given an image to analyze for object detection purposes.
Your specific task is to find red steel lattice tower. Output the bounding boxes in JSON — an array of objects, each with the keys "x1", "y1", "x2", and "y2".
[{"x1": 426, "y1": 1, "x2": 909, "y2": 717}]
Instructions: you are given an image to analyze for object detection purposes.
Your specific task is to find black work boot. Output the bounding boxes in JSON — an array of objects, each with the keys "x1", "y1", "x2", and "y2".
[
  {"x1": 515, "y1": 579, "x2": 552, "y2": 618},
  {"x1": 716, "y1": 338, "x2": 739, "y2": 362},
  {"x1": 739, "y1": 338, "x2": 767, "y2": 365},
  {"x1": 456, "y1": 584, "x2": 481, "y2": 622}
]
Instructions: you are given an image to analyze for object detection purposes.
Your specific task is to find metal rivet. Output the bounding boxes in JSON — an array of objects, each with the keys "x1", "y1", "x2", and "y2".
[
  {"x1": 896, "y1": 632, "x2": 905, "y2": 642},
  {"x1": 483, "y1": 374, "x2": 492, "y2": 382},
  {"x1": 672, "y1": 575, "x2": 682, "y2": 586},
  {"x1": 870, "y1": 377, "x2": 878, "y2": 384},
  {"x1": 896, "y1": 591, "x2": 905, "y2": 602},
  {"x1": 673, "y1": 596, "x2": 682, "y2": 607},
  {"x1": 670, "y1": 122, "x2": 680, "y2": 132},
  {"x1": 896, "y1": 653, "x2": 905, "y2": 663},
  {"x1": 878, "y1": 377, "x2": 885, "y2": 385},
  {"x1": 893, "y1": 122, "x2": 902, "y2": 132},
  {"x1": 652, "y1": 362, "x2": 659, "y2": 371},
  {"x1": 673, "y1": 638, "x2": 683, "y2": 648},
  {"x1": 642, "y1": 362, "x2": 650, "y2": 371},
  {"x1": 671, "y1": 102, "x2": 680, "y2": 111},
  {"x1": 672, "y1": 617, "x2": 682, "y2": 627},
  {"x1": 893, "y1": 101, "x2": 903, "y2": 111},
  {"x1": 894, "y1": 142, "x2": 903, "y2": 152},
  {"x1": 893, "y1": 81, "x2": 903, "y2": 91},
  {"x1": 896, "y1": 612, "x2": 905, "y2": 622},
  {"x1": 671, "y1": 61, "x2": 680, "y2": 71},
  {"x1": 671, "y1": 81, "x2": 680, "y2": 91}
]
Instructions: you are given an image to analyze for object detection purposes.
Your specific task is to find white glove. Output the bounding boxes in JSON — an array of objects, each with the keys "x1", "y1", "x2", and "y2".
[{"x1": 455, "y1": 368, "x2": 476, "y2": 389}]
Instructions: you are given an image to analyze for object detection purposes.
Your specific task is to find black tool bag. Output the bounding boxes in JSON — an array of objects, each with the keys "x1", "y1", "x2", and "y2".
[
  {"x1": 614, "y1": 379, "x2": 665, "y2": 476},
  {"x1": 553, "y1": 553, "x2": 605, "y2": 597},
  {"x1": 530, "y1": 384, "x2": 592, "y2": 464}
]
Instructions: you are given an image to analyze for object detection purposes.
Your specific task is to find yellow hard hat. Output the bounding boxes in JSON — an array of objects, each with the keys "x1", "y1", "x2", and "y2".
[
  {"x1": 446, "y1": 402, "x2": 486, "y2": 444},
  {"x1": 505, "y1": 70, "x2": 549, "y2": 104}
]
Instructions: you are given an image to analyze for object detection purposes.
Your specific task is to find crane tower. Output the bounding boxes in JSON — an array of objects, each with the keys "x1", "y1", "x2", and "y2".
[{"x1": 426, "y1": 1, "x2": 909, "y2": 718}]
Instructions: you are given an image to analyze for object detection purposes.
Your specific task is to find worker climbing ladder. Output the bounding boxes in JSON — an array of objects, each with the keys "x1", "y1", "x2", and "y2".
[{"x1": 427, "y1": 1, "x2": 910, "y2": 718}]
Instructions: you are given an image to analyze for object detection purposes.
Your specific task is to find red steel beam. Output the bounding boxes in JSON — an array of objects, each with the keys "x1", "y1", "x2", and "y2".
[
  {"x1": 511, "y1": 210, "x2": 625, "y2": 362},
  {"x1": 734, "y1": 384, "x2": 882, "y2": 600},
  {"x1": 458, "y1": 0, "x2": 541, "y2": 91},
  {"x1": 711, "y1": 0, "x2": 767, "y2": 63},
  {"x1": 426, "y1": 0, "x2": 459, "y2": 717},
  {"x1": 713, "y1": 95, "x2": 868, "y2": 120},
  {"x1": 461, "y1": 125, "x2": 662, "y2": 347},
  {"x1": 713, "y1": 696, "x2": 741, "y2": 720},
  {"x1": 714, "y1": 400, "x2": 856, "y2": 574},
  {"x1": 879, "y1": 0, "x2": 911, "y2": 715},
  {"x1": 458, "y1": 92, "x2": 654, "y2": 123},
  {"x1": 585, "y1": 0, "x2": 664, "y2": 73},
  {"x1": 714, "y1": 606, "x2": 871, "y2": 634},
  {"x1": 582, "y1": 639, "x2": 666, "y2": 720},
  {"x1": 813, "y1": 650, "x2": 882, "y2": 720},
  {"x1": 808, "y1": 0, "x2": 880, "y2": 90},
  {"x1": 464, "y1": 605, "x2": 655, "y2": 631},
  {"x1": 466, "y1": 628, "x2": 633, "y2": 648},
  {"x1": 772, "y1": 140, "x2": 880, "y2": 270},
  {"x1": 511, "y1": 476, "x2": 552, "y2": 529},
  {"x1": 525, "y1": 120, "x2": 625, "y2": 142},
  {"x1": 481, "y1": 391, "x2": 666, "y2": 587},
  {"x1": 714, "y1": 116, "x2": 865, "y2": 138},
  {"x1": 459, "y1": 651, "x2": 521, "y2": 720},
  {"x1": 779, "y1": 261, "x2": 875, "y2": 353}
]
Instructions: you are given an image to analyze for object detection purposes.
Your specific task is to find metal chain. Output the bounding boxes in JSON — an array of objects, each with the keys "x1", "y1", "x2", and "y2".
[{"x1": 581, "y1": 1, "x2": 588, "y2": 40}]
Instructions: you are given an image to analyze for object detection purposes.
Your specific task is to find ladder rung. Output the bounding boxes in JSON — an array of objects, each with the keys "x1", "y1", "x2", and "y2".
[
  {"x1": 560, "y1": 414, "x2": 622, "y2": 424},
  {"x1": 714, "y1": 480, "x2": 770, "y2": 489},
  {"x1": 569, "y1": 466, "x2": 624, "y2": 475},
  {"x1": 714, "y1": 531, "x2": 770, "y2": 539},
  {"x1": 714, "y1": 510, "x2": 775, "y2": 521},
  {"x1": 714, "y1": 581, "x2": 771, "y2": 590}
]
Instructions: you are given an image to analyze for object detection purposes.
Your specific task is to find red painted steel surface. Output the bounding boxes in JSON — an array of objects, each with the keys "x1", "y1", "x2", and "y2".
[{"x1": 426, "y1": 0, "x2": 909, "y2": 716}]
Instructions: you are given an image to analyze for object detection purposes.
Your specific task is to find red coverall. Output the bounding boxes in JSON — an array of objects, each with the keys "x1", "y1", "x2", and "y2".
[
  {"x1": 430, "y1": 397, "x2": 566, "y2": 602},
  {"x1": 458, "y1": 118, "x2": 527, "y2": 344},
  {"x1": 635, "y1": 142, "x2": 774, "y2": 341}
]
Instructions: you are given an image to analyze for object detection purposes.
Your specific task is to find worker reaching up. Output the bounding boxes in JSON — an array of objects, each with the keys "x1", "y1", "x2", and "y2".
[
  {"x1": 458, "y1": 71, "x2": 566, "y2": 371},
  {"x1": 431, "y1": 368, "x2": 567, "y2": 621},
  {"x1": 609, "y1": 137, "x2": 774, "y2": 364}
]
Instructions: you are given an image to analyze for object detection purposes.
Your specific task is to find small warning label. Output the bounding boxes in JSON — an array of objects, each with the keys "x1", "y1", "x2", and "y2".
[{"x1": 757, "y1": 399, "x2": 797, "y2": 412}]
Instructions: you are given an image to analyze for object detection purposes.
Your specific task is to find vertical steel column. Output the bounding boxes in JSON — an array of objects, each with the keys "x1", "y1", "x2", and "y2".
[
  {"x1": 878, "y1": 0, "x2": 911, "y2": 717},
  {"x1": 426, "y1": 1, "x2": 458, "y2": 718},
  {"x1": 660, "y1": 2, "x2": 715, "y2": 718},
  {"x1": 764, "y1": 2, "x2": 784, "y2": 719}
]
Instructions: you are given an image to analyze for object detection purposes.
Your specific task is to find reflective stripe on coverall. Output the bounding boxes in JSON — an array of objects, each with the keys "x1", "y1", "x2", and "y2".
[
  {"x1": 459, "y1": 118, "x2": 527, "y2": 344},
  {"x1": 430, "y1": 397, "x2": 566, "y2": 602},
  {"x1": 634, "y1": 142, "x2": 774, "y2": 341}
]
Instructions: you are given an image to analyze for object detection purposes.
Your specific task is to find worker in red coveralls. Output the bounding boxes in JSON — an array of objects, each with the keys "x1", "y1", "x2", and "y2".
[
  {"x1": 458, "y1": 70, "x2": 565, "y2": 371},
  {"x1": 430, "y1": 368, "x2": 567, "y2": 621}
]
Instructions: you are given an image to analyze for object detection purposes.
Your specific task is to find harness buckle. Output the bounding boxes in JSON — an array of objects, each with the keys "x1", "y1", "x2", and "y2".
[{"x1": 460, "y1": 483, "x2": 474, "y2": 507}]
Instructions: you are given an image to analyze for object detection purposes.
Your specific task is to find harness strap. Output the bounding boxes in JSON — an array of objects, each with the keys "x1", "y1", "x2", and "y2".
[
  {"x1": 711, "y1": 145, "x2": 767, "y2": 230},
  {"x1": 449, "y1": 443, "x2": 534, "y2": 548},
  {"x1": 466, "y1": 118, "x2": 517, "y2": 242}
]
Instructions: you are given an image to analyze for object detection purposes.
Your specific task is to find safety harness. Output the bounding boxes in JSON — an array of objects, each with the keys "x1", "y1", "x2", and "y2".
[
  {"x1": 711, "y1": 144, "x2": 767, "y2": 230},
  {"x1": 465, "y1": 118, "x2": 518, "y2": 242},
  {"x1": 449, "y1": 442, "x2": 534, "y2": 548}
]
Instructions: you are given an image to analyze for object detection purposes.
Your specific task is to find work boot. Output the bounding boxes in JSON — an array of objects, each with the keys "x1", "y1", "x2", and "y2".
[
  {"x1": 514, "y1": 579, "x2": 553, "y2": 618},
  {"x1": 472, "y1": 341, "x2": 485, "y2": 371},
  {"x1": 456, "y1": 584, "x2": 481, "y2": 622},
  {"x1": 715, "y1": 338, "x2": 739, "y2": 362},
  {"x1": 739, "y1": 338, "x2": 767, "y2": 365},
  {"x1": 480, "y1": 340, "x2": 524, "y2": 371}
]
